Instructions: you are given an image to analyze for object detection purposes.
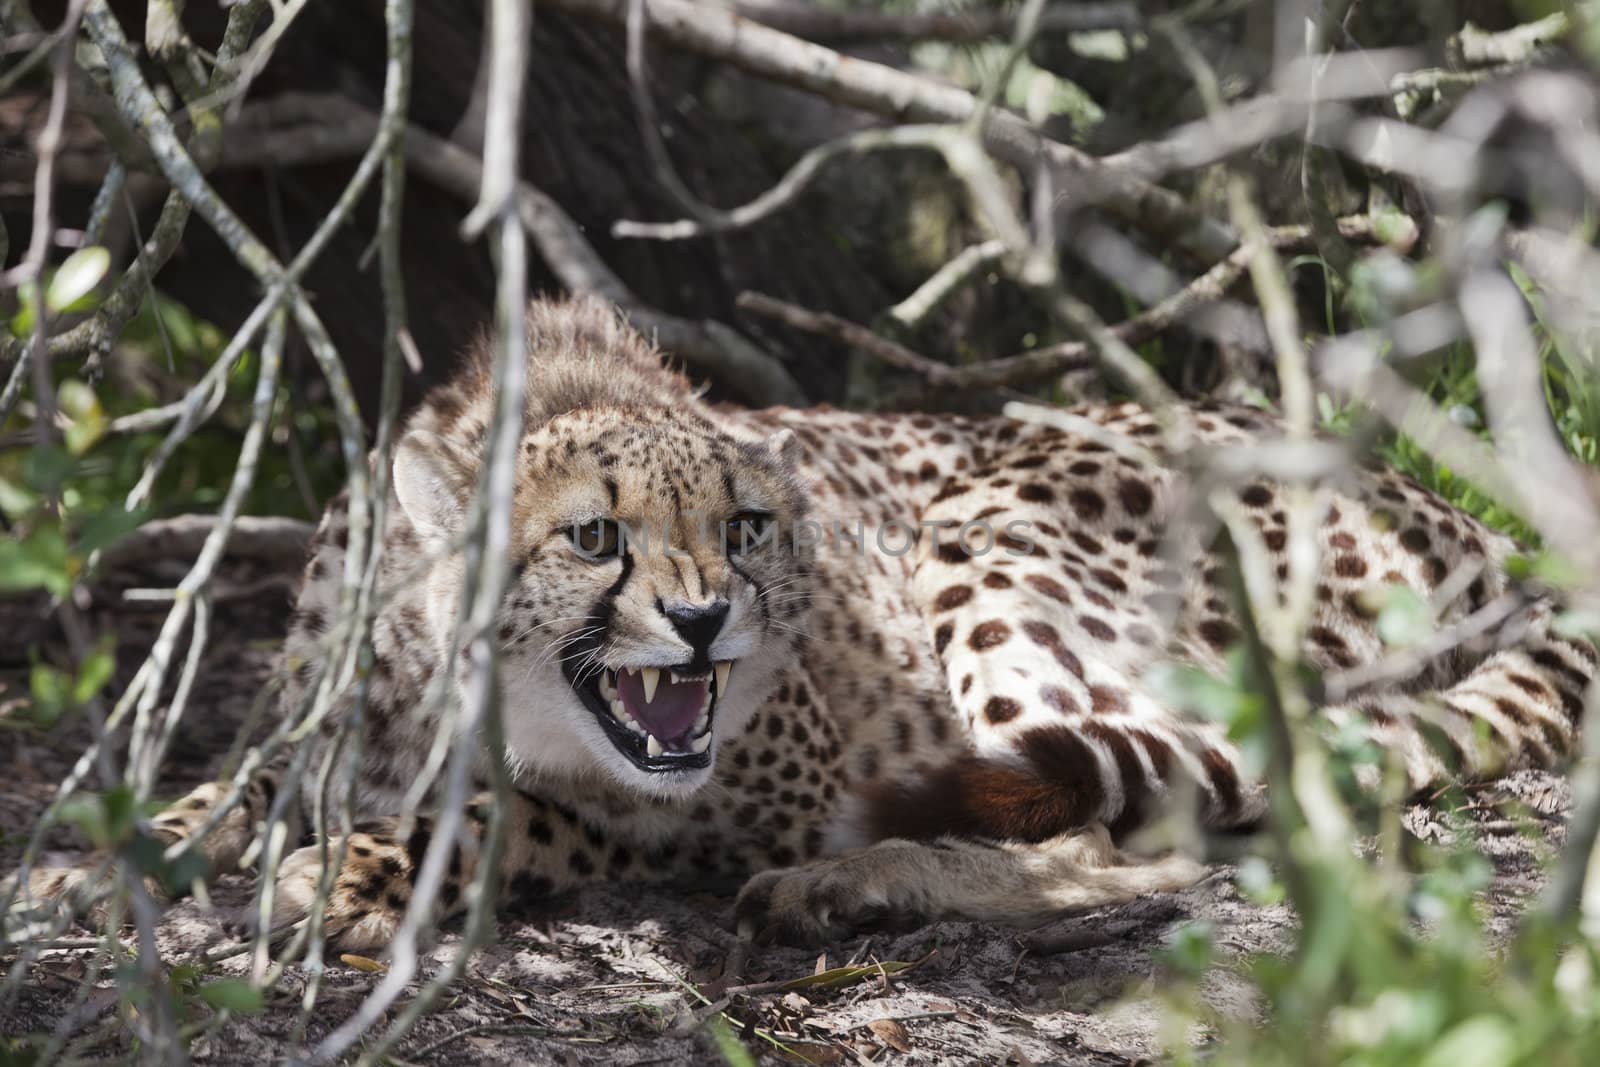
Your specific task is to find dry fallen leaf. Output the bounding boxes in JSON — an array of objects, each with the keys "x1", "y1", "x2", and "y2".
[
  {"x1": 778, "y1": 949, "x2": 935, "y2": 992},
  {"x1": 867, "y1": 1018, "x2": 913, "y2": 1053},
  {"x1": 338, "y1": 953, "x2": 387, "y2": 973}
]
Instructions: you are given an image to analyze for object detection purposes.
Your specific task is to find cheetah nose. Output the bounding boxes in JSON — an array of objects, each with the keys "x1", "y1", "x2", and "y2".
[{"x1": 662, "y1": 600, "x2": 729, "y2": 658}]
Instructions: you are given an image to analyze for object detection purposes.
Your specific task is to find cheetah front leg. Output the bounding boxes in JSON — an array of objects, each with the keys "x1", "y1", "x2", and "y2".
[
  {"x1": 269, "y1": 788, "x2": 655, "y2": 951},
  {"x1": 733, "y1": 827, "x2": 1206, "y2": 944}
]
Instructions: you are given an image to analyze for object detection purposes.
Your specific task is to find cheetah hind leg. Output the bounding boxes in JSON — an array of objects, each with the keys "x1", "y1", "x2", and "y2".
[
  {"x1": 5, "y1": 766, "x2": 296, "y2": 930},
  {"x1": 733, "y1": 826, "x2": 1207, "y2": 945}
]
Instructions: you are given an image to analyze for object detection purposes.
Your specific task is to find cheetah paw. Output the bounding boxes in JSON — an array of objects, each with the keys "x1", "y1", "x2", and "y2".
[
  {"x1": 733, "y1": 831, "x2": 1210, "y2": 946},
  {"x1": 270, "y1": 831, "x2": 423, "y2": 953},
  {"x1": 734, "y1": 845, "x2": 938, "y2": 945}
]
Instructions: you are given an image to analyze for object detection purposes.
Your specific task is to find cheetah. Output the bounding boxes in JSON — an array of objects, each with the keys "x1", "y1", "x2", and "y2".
[{"x1": 14, "y1": 295, "x2": 1596, "y2": 947}]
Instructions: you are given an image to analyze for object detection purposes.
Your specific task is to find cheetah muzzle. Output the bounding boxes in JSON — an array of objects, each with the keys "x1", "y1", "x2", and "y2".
[{"x1": 575, "y1": 662, "x2": 732, "y2": 769}]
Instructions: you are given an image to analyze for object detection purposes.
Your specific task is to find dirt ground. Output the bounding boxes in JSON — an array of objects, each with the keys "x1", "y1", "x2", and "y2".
[{"x1": 0, "y1": 557, "x2": 1571, "y2": 1065}]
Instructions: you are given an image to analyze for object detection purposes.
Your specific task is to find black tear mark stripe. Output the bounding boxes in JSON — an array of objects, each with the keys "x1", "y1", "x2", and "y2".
[
  {"x1": 726, "y1": 553, "x2": 771, "y2": 637},
  {"x1": 560, "y1": 549, "x2": 637, "y2": 690}
]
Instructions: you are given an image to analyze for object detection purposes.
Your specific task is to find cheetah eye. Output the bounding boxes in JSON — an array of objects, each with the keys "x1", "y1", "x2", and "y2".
[
  {"x1": 569, "y1": 518, "x2": 622, "y2": 560},
  {"x1": 723, "y1": 511, "x2": 775, "y2": 555}
]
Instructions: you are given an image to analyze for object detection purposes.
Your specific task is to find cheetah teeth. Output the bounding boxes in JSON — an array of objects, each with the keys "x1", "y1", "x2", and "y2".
[
  {"x1": 641, "y1": 667, "x2": 661, "y2": 703},
  {"x1": 610, "y1": 698, "x2": 644, "y2": 735},
  {"x1": 714, "y1": 660, "x2": 732, "y2": 697},
  {"x1": 646, "y1": 732, "x2": 711, "y2": 758}
]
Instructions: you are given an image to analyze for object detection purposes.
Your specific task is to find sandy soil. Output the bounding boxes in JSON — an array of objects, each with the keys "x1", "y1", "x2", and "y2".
[{"x1": 0, "y1": 558, "x2": 1569, "y2": 1064}]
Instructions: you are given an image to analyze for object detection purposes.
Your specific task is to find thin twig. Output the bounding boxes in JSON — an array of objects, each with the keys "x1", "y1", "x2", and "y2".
[
  {"x1": 311, "y1": 0, "x2": 523, "y2": 1059},
  {"x1": 886, "y1": 239, "x2": 1006, "y2": 330},
  {"x1": 736, "y1": 291, "x2": 962, "y2": 383}
]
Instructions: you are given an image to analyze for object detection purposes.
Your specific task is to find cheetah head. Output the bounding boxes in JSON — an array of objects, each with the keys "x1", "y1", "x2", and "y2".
[{"x1": 393, "y1": 404, "x2": 810, "y2": 798}]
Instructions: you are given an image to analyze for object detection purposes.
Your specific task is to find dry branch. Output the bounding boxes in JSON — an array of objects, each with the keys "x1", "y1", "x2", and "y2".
[
  {"x1": 731, "y1": 0, "x2": 1141, "y2": 43},
  {"x1": 95, "y1": 515, "x2": 316, "y2": 571},
  {"x1": 211, "y1": 92, "x2": 804, "y2": 407},
  {"x1": 736, "y1": 291, "x2": 969, "y2": 385},
  {"x1": 743, "y1": 213, "x2": 1412, "y2": 394},
  {"x1": 542, "y1": 0, "x2": 1236, "y2": 260}
]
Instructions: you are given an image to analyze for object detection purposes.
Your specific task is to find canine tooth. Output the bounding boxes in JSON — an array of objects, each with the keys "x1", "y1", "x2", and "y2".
[
  {"x1": 641, "y1": 667, "x2": 661, "y2": 703},
  {"x1": 646, "y1": 735, "x2": 663, "y2": 758},
  {"x1": 691, "y1": 733, "x2": 712, "y2": 754},
  {"x1": 714, "y1": 660, "x2": 732, "y2": 696}
]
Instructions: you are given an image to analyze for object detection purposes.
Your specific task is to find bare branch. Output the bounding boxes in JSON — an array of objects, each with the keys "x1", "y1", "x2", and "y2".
[
  {"x1": 543, "y1": 0, "x2": 1237, "y2": 259},
  {"x1": 736, "y1": 290, "x2": 961, "y2": 383},
  {"x1": 1450, "y1": 12, "x2": 1569, "y2": 67},
  {"x1": 731, "y1": 0, "x2": 1141, "y2": 43},
  {"x1": 745, "y1": 212, "x2": 1413, "y2": 395}
]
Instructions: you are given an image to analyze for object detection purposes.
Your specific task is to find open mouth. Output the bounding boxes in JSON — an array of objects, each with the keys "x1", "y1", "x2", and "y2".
[{"x1": 571, "y1": 661, "x2": 732, "y2": 772}]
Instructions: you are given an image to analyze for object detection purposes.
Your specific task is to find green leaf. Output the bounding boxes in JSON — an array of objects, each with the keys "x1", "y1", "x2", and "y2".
[
  {"x1": 0, "y1": 526, "x2": 75, "y2": 597},
  {"x1": 45, "y1": 247, "x2": 110, "y2": 313},
  {"x1": 8, "y1": 282, "x2": 39, "y2": 338},
  {"x1": 1160, "y1": 920, "x2": 1215, "y2": 978},
  {"x1": 1376, "y1": 584, "x2": 1433, "y2": 648},
  {"x1": 74, "y1": 505, "x2": 148, "y2": 556},
  {"x1": 56, "y1": 792, "x2": 108, "y2": 848},
  {"x1": 1235, "y1": 856, "x2": 1286, "y2": 907},
  {"x1": 57, "y1": 381, "x2": 107, "y2": 456},
  {"x1": 706, "y1": 1016, "x2": 758, "y2": 1067},
  {"x1": 57, "y1": 786, "x2": 137, "y2": 849},
  {"x1": 1417, "y1": 1016, "x2": 1519, "y2": 1067},
  {"x1": 196, "y1": 979, "x2": 264, "y2": 1015},
  {"x1": 152, "y1": 292, "x2": 201, "y2": 354},
  {"x1": 101, "y1": 785, "x2": 137, "y2": 845},
  {"x1": 28, "y1": 664, "x2": 70, "y2": 729},
  {"x1": 20, "y1": 445, "x2": 73, "y2": 495},
  {"x1": 1556, "y1": 608, "x2": 1600, "y2": 641},
  {"x1": 0, "y1": 478, "x2": 39, "y2": 522},
  {"x1": 72, "y1": 638, "x2": 116, "y2": 705},
  {"x1": 1530, "y1": 550, "x2": 1584, "y2": 590}
]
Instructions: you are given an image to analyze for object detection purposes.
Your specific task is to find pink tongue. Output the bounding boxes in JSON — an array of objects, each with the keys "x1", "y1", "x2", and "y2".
[{"x1": 616, "y1": 671, "x2": 708, "y2": 749}]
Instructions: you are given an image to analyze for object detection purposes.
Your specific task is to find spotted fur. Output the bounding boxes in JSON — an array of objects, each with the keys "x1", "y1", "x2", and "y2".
[{"x1": 15, "y1": 296, "x2": 1595, "y2": 947}]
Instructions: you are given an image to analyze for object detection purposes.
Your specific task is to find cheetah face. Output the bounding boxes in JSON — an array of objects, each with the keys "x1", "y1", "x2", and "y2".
[{"x1": 394, "y1": 410, "x2": 810, "y2": 798}]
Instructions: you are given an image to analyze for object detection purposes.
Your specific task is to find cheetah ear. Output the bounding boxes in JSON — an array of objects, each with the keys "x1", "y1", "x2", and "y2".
[
  {"x1": 394, "y1": 430, "x2": 473, "y2": 542},
  {"x1": 764, "y1": 428, "x2": 800, "y2": 469}
]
